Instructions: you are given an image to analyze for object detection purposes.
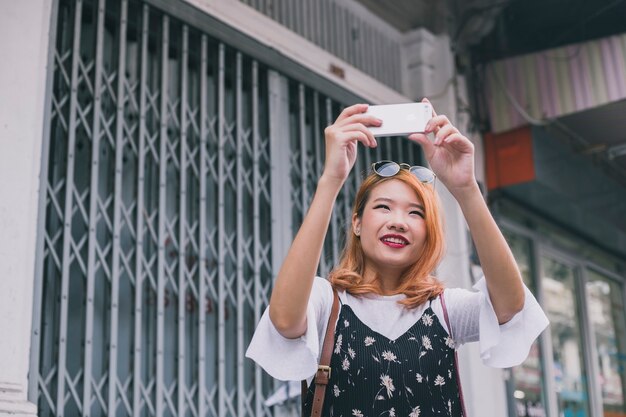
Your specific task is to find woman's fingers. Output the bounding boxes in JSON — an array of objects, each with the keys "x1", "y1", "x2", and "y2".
[
  {"x1": 341, "y1": 123, "x2": 377, "y2": 147},
  {"x1": 330, "y1": 110, "x2": 381, "y2": 148},
  {"x1": 335, "y1": 103, "x2": 369, "y2": 124},
  {"x1": 341, "y1": 130, "x2": 373, "y2": 148},
  {"x1": 338, "y1": 113, "x2": 382, "y2": 129},
  {"x1": 326, "y1": 123, "x2": 375, "y2": 148},
  {"x1": 425, "y1": 114, "x2": 451, "y2": 133},
  {"x1": 440, "y1": 133, "x2": 474, "y2": 153},
  {"x1": 434, "y1": 124, "x2": 458, "y2": 145}
]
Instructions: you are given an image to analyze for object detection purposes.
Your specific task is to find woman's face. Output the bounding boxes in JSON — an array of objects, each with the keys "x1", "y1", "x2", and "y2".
[{"x1": 353, "y1": 179, "x2": 427, "y2": 277}]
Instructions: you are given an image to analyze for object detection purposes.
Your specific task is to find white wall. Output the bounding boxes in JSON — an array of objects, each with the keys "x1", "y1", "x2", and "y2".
[{"x1": 0, "y1": 0, "x2": 53, "y2": 416}]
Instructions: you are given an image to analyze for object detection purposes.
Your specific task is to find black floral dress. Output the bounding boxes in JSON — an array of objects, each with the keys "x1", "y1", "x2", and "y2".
[{"x1": 304, "y1": 299, "x2": 463, "y2": 417}]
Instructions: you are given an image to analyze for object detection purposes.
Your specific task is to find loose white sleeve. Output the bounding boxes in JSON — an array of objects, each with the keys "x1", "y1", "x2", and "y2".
[
  {"x1": 441, "y1": 277, "x2": 549, "y2": 368},
  {"x1": 245, "y1": 277, "x2": 334, "y2": 381}
]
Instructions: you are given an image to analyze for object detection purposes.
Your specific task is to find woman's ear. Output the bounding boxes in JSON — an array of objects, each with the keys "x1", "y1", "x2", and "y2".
[{"x1": 352, "y1": 213, "x2": 361, "y2": 237}]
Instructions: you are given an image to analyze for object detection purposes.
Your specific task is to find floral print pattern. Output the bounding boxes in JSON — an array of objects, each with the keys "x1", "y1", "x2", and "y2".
[
  {"x1": 303, "y1": 302, "x2": 463, "y2": 416},
  {"x1": 335, "y1": 334, "x2": 343, "y2": 354},
  {"x1": 348, "y1": 347, "x2": 356, "y2": 359},
  {"x1": 382, "y1": 351, "x2": 398, "y2": 362},
  {"x1": 409, "y1": 406, "x2": 421, "y2": 417},
  {"x1": 380, "y1": 374, "x2": 395, "y2": 398}
]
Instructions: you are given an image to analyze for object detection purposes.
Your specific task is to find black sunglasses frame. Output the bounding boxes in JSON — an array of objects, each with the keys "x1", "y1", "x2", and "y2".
[{"x1": 371, "y1": 160, "x2": 436, "y2": 185}]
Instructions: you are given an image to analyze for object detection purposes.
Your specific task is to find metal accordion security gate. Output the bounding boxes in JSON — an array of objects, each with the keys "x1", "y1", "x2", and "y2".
[{"x1": 30, "y1": 1, "x2": 423, "y2": 417}]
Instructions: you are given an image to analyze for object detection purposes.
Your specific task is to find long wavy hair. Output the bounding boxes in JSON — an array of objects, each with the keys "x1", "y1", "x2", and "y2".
[{"x1": 329, "y1": 169, "x2": 446, "y2": 308}]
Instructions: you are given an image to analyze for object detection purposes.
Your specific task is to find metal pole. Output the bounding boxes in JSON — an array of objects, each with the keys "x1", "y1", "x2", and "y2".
[
  {"x1": 362, "y1": 141, "x2": 370, "y2": 176},
  {"x1": 84, "y1": 0, "x2": 107, "y2": 414},
  {"x1": 235, "y1": 51, "x2": 245, "y2": 417},
  {"x1": 108, "y1": 1, "x2": 128, "y2": 415},
  {"x1": 178, "y1": 23, "x2": 190, "y2": 417},
  {"x1": 217, "y1": 42, "x2": 226, "y2": 417},
  {"x1": 312, "y1": 91, "x2": 327, "y2": 276},
  {"x1": 198, "y1": 33, "x2": 208, "y2": 417},
  {"x1": 396, "y1": 133, "x2": 403, "y2": 163},
  {"x1": 299, "y1": 84, "x2": 307, "y2": 215},
  {"x1": 56, "y1": 1, "x2": 84, "y2": 414},
  {"x1": 252, "y1": 60, "x2": 263, "y2": 417},
  {"x1": 156, "y1": 14, "x2": 170, "y2": 417},
  {"x1": 325, "y1": 99, "x2": 339, "y2": 264},
  {"x1": 132, "y1": 5, "x2": 149, "y2": 417}
]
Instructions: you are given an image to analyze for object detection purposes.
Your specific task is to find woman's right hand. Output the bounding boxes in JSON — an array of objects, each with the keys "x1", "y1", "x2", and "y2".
[{"x1": 321, "y1": 103, "x2": 381, "y2": 185}]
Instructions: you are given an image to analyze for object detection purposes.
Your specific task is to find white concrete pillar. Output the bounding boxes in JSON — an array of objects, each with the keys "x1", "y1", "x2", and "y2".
[
  {"x1": 0, "y1": 1, "x2": 54, "y2": 416},
  {"x1": 401, "y1": 28, "x2": 437, "y2": 102}
]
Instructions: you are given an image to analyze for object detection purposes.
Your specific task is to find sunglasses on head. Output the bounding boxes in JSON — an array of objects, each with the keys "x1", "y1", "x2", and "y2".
[{"x1": 371, "y1": 160, "x2": 436, "y2": 185}]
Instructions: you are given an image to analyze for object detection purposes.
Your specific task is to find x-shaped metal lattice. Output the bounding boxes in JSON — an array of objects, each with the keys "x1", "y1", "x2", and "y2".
[{"x1": 35, "y1": 3, "x2": 290, "y2": 417}]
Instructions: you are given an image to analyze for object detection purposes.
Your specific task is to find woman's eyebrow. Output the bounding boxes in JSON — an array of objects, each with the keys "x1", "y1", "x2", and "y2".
[{"x1": 372, "y1": 197, "x2": 424, "y2": 210}]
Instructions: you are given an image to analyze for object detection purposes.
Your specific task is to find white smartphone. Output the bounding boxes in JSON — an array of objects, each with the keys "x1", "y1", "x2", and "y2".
[{"x1": 365, "y1": 102, "x2": 432, "y2": 137}]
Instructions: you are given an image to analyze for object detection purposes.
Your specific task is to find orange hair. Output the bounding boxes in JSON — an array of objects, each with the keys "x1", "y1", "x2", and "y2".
[{"x1": 329, "y1": 169, "x2": 446, "y2": 308}]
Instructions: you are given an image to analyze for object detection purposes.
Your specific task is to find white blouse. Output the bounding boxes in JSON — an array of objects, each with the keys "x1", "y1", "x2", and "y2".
[{"x1": 245, "y1": 276, "x2": 549, "y2": 382}]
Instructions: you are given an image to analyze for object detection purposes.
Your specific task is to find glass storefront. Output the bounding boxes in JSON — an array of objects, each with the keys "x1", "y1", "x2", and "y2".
[
  {"x1": 585, "y1": 270, "x2": 626, "y2": 416},
  {"x1": 505, "y1": 231, "x2": 548, "y2": 417},
  {"x1": 542, "y1": 256, "x2": 589, "y2": 417},
  {"x1": 500, "y1": 218, "x2": 626, "y2": 417}
]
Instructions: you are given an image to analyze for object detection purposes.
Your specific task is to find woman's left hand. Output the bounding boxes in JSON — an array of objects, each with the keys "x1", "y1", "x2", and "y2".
[{"x1": 408, "y1": 98, "x2": 476, "y2": 197}]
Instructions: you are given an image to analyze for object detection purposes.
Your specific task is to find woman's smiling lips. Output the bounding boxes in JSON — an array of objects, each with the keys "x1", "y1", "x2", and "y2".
[{"x1": 380, "y1": 234, "x2": 409, "y2": 248}]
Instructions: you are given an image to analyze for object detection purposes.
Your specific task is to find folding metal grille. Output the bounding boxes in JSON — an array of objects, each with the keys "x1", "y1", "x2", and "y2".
[
  {"x1": 31, "y1": 1, "x2": 423, "y2": 417},
  {"x1": 31, "y1": 1, "x2": 274, "y2": 416}
]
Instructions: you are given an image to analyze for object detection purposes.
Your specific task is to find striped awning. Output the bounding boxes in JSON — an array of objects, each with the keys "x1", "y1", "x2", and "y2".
[{"x1": 484, "y1": 33, "x2": 626, "y2": 133}]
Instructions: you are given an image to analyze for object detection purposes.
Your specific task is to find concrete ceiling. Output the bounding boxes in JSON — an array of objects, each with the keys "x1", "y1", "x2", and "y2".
[{"x1": 558, "y1": 100, "x2": 626, "y2": 149}]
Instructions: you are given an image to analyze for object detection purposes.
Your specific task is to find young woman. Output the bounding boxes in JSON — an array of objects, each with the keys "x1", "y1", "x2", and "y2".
[{"x1": 246, "y1": 99, "x2": 548, "y2": 416}]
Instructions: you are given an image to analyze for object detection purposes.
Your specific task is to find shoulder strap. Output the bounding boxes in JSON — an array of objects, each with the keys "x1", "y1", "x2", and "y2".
[
  {"x1": 439, "y1": 290, "x2": 453, "y2": 337},
  {"x1": 301, "y1": 288, "x2": 339, "y2": 417},
  {"x1": 440, "y1": 291, "x2": 468, "y2": 417}
]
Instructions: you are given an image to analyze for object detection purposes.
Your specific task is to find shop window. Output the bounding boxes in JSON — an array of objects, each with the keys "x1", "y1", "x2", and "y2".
[
  {"x1": 504, "y1": 231, "x2": 548, "y2": 417},
  {"x1": 586, "y1": 270, "x2": 626, "y2": 417},
  {"x1": 542, "y1": 256, "x2": 590, "y2": 417}
]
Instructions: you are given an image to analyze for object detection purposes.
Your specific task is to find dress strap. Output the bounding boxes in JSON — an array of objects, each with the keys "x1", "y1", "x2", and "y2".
[{"x1": 440, "y1": 291, "x2": 468, "y2": 417}]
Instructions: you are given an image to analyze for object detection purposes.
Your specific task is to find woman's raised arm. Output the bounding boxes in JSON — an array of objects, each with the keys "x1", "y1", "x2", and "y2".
[{"x1": 268, "y1": 104, "x2": 380, "y2": 338}]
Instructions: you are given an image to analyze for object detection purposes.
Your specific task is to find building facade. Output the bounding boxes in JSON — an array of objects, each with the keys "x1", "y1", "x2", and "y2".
[{"x1": 2, "y1": 1, "x2": 625, "y2": 417}]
